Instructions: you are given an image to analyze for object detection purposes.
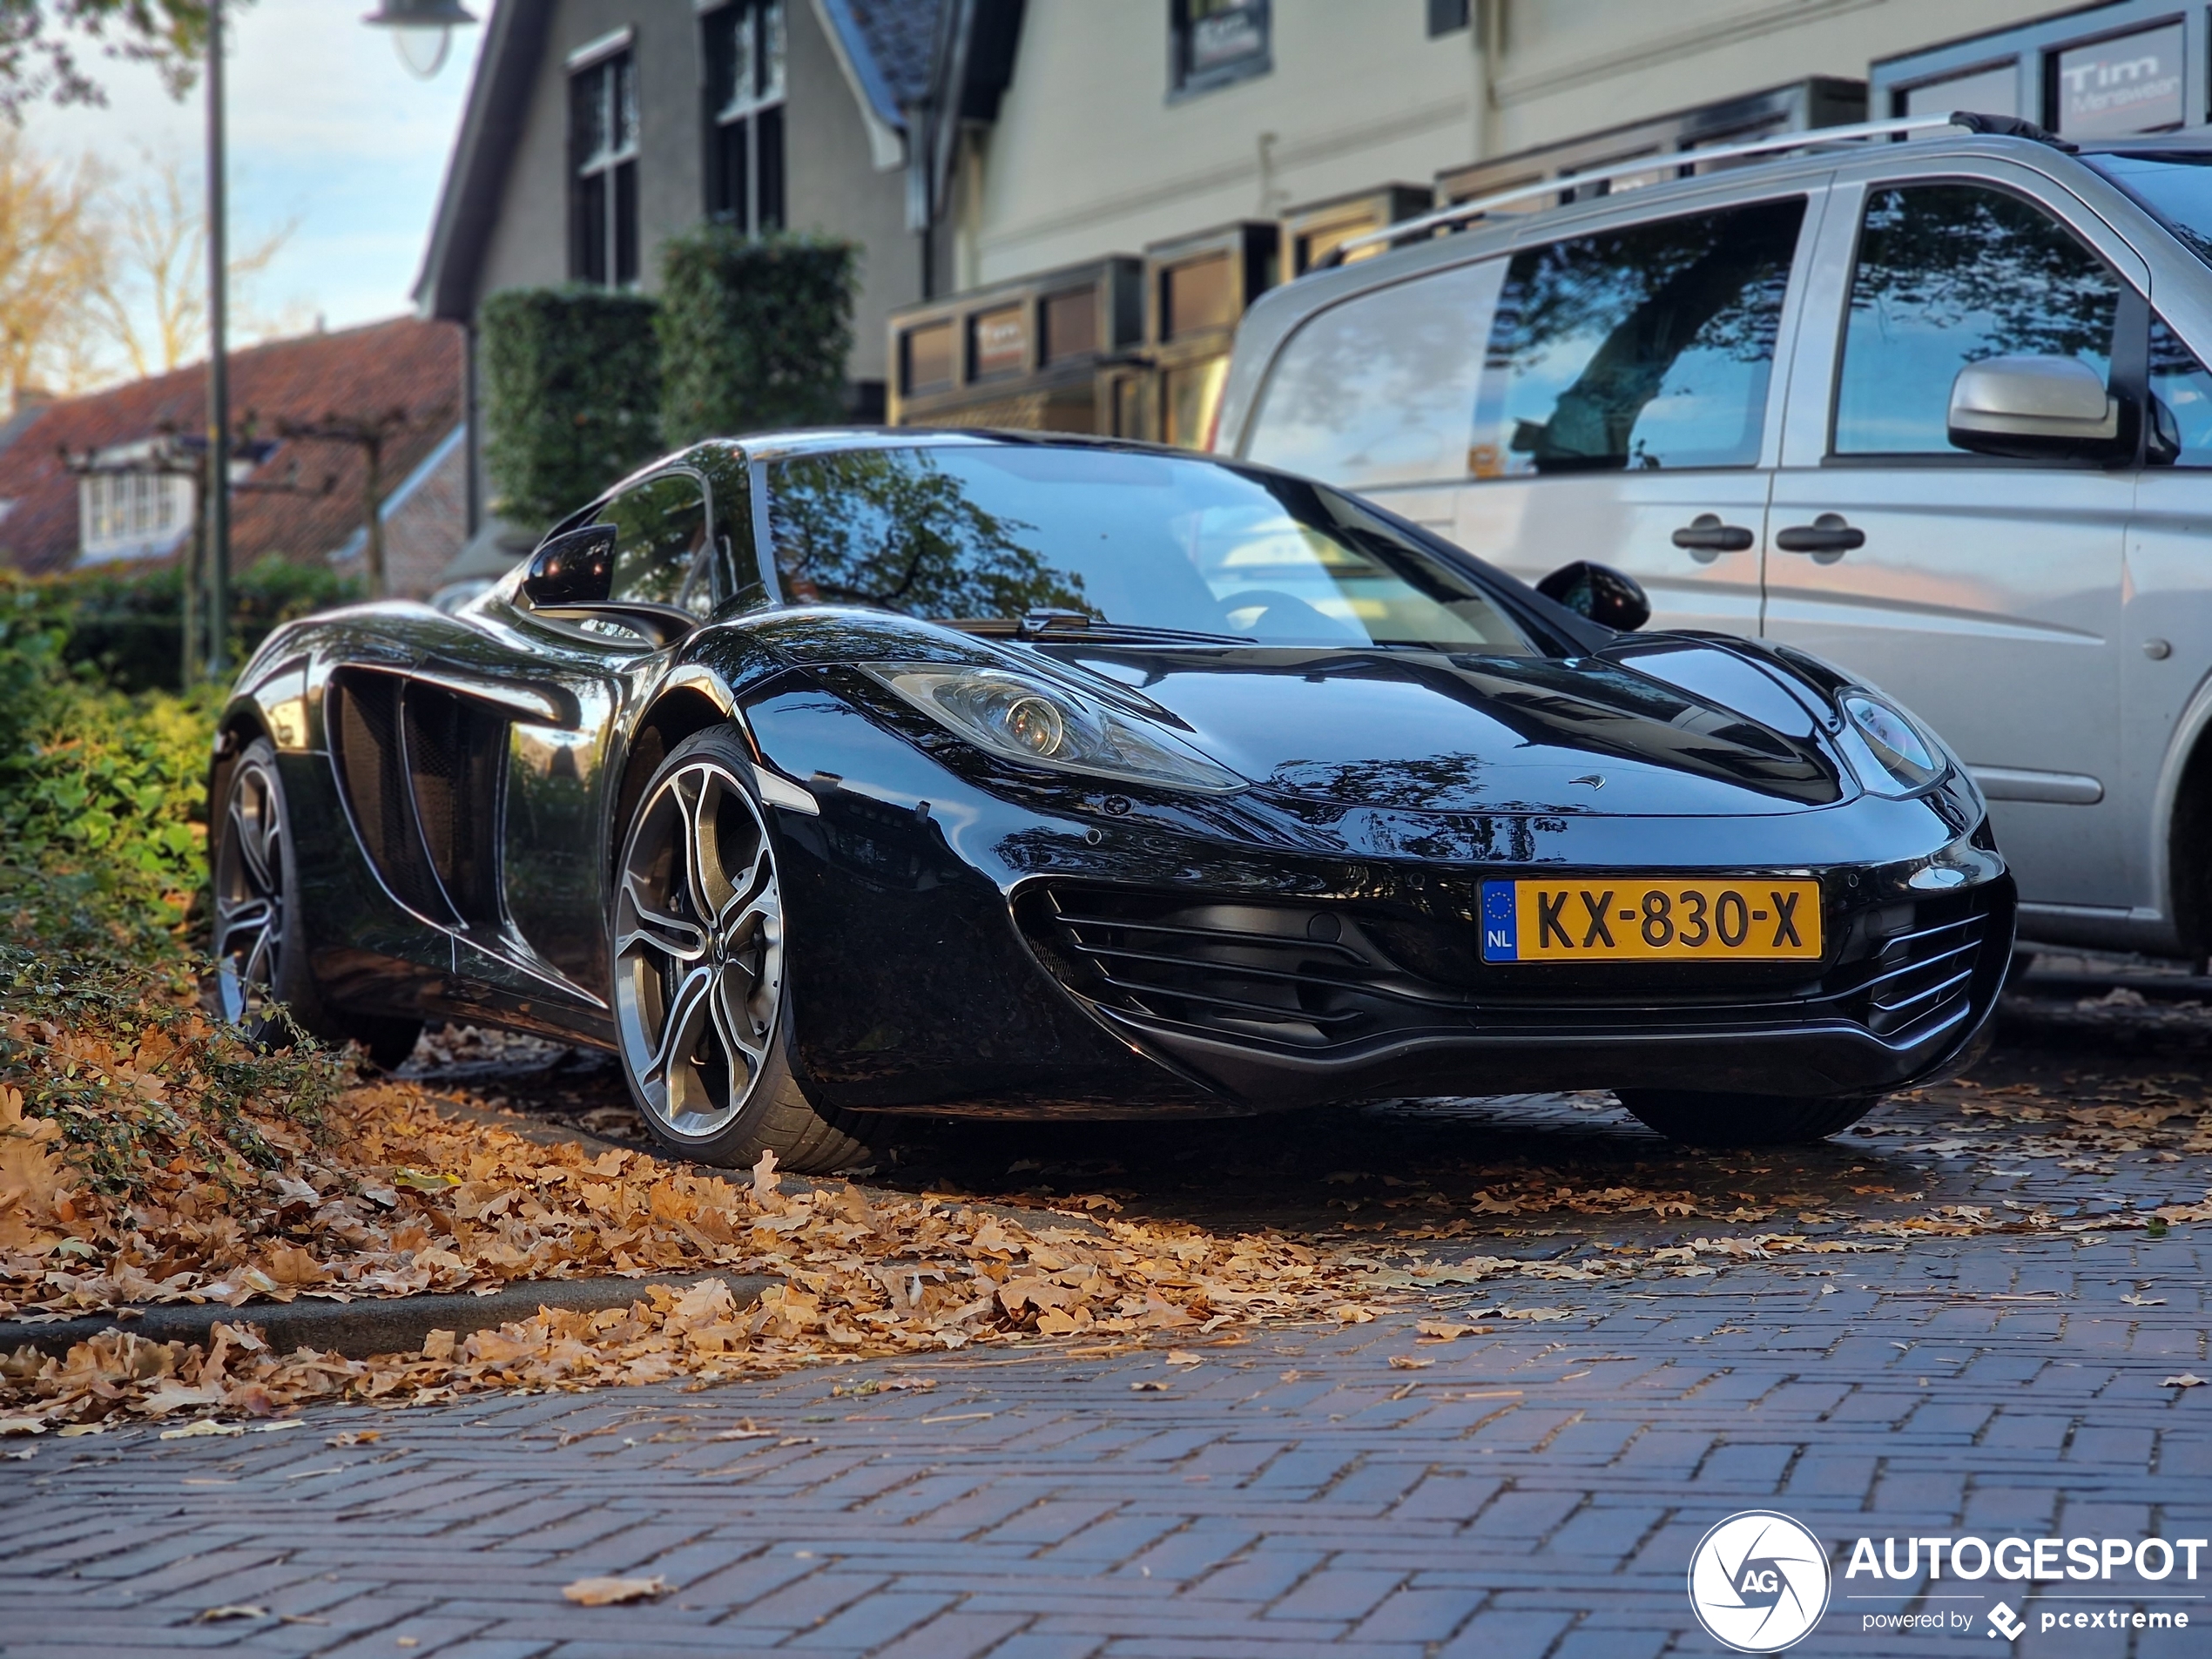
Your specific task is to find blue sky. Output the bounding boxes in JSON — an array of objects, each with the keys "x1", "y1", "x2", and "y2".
[{"x1": 28, "y1": 0, "x2": 489, "y2": 372}]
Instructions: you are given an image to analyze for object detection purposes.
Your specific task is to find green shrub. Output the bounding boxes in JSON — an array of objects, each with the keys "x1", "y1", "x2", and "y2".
[
  {"x1": 658, "y1": 228, "x2": 856, "y2": 448},
  {"x1": 0, "y1": 578, "x2": 215, "y2": 962},
  {"x1": 57, "y1": 556, "x2": 361, "y2": 695},
  {"x1": 481, "y1": 287, "x2": 663, "y2": 536}
]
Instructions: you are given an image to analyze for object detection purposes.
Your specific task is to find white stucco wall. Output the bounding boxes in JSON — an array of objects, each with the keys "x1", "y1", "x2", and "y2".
[{"x1": 967, "y1": 0, "x2": 2073, "y2": 285}]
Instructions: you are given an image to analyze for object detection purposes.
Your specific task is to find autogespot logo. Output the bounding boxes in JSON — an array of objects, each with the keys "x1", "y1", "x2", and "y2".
[{"x1": 1688, "y1": 1511, "x2": 1833, "y2": 1652}]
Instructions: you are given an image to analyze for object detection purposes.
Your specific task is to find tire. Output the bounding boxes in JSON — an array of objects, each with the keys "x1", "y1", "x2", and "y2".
[
  {"x1": 212, "y1": 737, "x2": 328, "y2": 1046},
  {"x1": 1615, "y1": 1089, "x2": 1879, "y2": 1148},
  {"x1": 610, "y1": 725, "x2": 870, "y2": 1172},
  {"x1": 214, "y1": 737, "x2": 421, "y2": 1066}
]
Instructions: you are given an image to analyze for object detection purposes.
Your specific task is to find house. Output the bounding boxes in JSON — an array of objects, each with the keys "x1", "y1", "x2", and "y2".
[
  {"x1": 412, "y1": 0, "x2": 1022, "y2": 513},
  {"x1": 415, "y1": 3, "x2": 2175, "y2": 464},
  {"x1": 0, "y1": 317, "x2": 467, "y2": 598}
]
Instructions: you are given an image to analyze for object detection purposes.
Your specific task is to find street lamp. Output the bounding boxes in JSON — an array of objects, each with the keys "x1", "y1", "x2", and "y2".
[{"x1": 362, "y1": 0, "x2": 479, "y2": 80}]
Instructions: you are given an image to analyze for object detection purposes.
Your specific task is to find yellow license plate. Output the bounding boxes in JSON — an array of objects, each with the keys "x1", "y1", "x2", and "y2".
[{"x1": 1480, "y1": 877, "x2": 1822, "y2": 963}]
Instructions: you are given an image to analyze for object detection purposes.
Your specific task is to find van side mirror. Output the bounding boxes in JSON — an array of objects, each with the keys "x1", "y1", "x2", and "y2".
[
  {"x1": 1538, "y1": 560, "x2": 1650, "y2": 632},
  {"x1": 1947, "y1": 355, "x2": 2124, "y2": 458},
  {"x1": 521, "y1": 525, "x2": 616, "y2": 606}
]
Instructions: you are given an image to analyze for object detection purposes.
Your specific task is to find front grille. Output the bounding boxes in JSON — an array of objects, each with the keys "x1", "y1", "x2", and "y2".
[{"x1": 1019, "y1": 880, "x2": 1995, "y2": 1055}]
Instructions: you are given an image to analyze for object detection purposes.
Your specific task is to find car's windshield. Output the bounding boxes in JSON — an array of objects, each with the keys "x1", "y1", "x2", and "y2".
[
  {"x1": 762, "y1": 443, "x2": 1534, "y2": 652},
  {"x1": 2083, "y1": 152, "x2": 2212, "y2": 266}
]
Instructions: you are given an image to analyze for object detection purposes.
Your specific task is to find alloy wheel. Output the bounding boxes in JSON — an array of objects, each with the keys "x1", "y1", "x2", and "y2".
[
  {"x1": 614, "y1": 759, "x2": 785, "y2": 1140},
  {"x1": 212, "y1": 754, "x2": 286, "y2": 1030}
]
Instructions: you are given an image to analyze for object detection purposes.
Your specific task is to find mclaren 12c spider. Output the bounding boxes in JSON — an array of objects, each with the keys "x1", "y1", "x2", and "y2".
[{"x1": 211, "y1": 431, "x2": 2014, "y2": 1170}]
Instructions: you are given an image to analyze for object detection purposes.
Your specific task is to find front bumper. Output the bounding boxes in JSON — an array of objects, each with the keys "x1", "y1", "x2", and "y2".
[{"x1": 1015, "y1": 860, "x2": 2013, "y2": 1107}]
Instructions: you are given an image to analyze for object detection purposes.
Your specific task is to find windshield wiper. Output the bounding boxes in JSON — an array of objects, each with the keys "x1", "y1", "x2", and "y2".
[{"x1": 948, "y1": 609, "x2": 1258, "y2": 647}]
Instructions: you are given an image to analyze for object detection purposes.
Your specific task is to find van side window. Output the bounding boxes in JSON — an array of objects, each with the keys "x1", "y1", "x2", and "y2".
[
  {"x1": 1243, "y1": 260, "x2": 1502, "y2": 489},
  {"x1": 1469, "y1": 197, "x2": 1804, "y2": 475},
  {"x1": 1834, "y1": 184, "x2": 2121, "y2": 456},
  {"x1": 2148, "y1": 314, "x2": 2212, "y2": 467}
]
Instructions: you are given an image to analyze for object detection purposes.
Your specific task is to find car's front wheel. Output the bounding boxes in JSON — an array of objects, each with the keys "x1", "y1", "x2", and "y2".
[
  {"x1": 610, "y1": 726, "x2": 869, "y2": 1172},
  {"x1": 1615, "y1": 1089, "x2": 1878, "y2": 1147}
]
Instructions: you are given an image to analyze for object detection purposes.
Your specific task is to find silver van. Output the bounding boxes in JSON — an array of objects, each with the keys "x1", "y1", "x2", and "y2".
[{"x1": 1217, "y1": 117, "x2": 2212, "y2": 966}]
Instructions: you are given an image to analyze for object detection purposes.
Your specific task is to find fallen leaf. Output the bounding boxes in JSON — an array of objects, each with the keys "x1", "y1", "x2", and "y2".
[
  {"x1": 160, "y1": 1420, "x2": 245, "y2": 1440},
  {"x1": 1386, "y1": 1355, "x2": 1434, "y2": 1370},
  {"x1": 1164, "y1": 1350, "x2": 1202, "y2": 1366},
  {"x1": 1501, "y1": 1306, "x2": 1576, "y2": 1322},
  {"x1": 2121, "y1": 1294, "x2": 2167, "y2": 1307},
  {"x1": 0, "y1": 1417, "x2": 47, "y2": 1436},
  {"x1": 1129, "y1": 1379, "x2": 1171, "y2": 1392},
  {"x1": 327, "y1": 1430, "x2": 380, "y2": 1447},
  {"x1": 1331, "y1": 1305, "x2": 1377, "y2": 1325},
  {"x1": 563, "y1": 1575, "x2": 670, "y2": 1607},
  {"x1": 2164, "y1": 1373, "x2": 2206, "y2": 1389},
  {"x1": 195, "y1": 1605, "x2": 269, "y2": 1622}
]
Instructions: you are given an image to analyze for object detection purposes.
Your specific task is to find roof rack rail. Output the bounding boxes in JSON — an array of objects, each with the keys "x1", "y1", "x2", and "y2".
[{"x1": 1318, "y1": 111, "x2": 2050, "y2": 268}]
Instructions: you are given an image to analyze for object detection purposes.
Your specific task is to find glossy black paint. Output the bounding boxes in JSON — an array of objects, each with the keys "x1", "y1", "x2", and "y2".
[{"x1": 213, "y1": 430, "x2": 2015, "y2": 1122}]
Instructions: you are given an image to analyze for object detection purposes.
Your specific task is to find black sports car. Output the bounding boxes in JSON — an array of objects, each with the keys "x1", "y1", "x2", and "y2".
[{"x1": 212, "y1": 431, "x2": 2013, "y2": 1170}]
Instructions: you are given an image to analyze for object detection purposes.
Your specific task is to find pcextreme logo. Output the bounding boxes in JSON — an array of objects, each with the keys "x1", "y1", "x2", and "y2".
[{"x1": 1687, "y1": 1511, "x2": 1832, "y2": 1652}]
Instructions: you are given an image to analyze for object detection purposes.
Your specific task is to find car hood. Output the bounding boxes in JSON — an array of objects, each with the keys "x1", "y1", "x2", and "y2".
[
  {"x1": 747, "y1": 612, "x2": 1850, "y2": 818},
  {"x1": 1030, "y1": 641, "x2": 1845, "y2": 817}
]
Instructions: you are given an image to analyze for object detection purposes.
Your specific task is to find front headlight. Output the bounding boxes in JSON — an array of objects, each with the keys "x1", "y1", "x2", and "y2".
[
  {"x1": 861, "y1": 663, "x2": 1246, "y2": 794},
  {"x1": 1838, "y1": 691, "x2": 1949, "y2": 798}
]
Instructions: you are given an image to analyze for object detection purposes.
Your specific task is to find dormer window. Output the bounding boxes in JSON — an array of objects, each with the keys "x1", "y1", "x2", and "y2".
[
  {"x1": 78, "y1": 441, "x2": 193, "y2": 565},
  {"x1": 570, "y1": 43, "x2": 640, "y2": 287},
  {"x1": 704, "y1": 0, "x2": 786, "y2": 233}
]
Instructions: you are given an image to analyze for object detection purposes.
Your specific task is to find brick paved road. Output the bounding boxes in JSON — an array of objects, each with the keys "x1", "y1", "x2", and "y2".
[{"x1": 4, "y1": 986, "x2": 2211, "y2": 1658}]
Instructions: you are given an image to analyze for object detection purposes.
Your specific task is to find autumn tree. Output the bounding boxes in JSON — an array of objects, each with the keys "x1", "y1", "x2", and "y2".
[
  {"x1": 0, "y1": 0, "x2": 239, "y2": 118},
  {"x1": 0, "y1": 124, "x2": 105, "y2": 401},
  {"x1": 87, "y1": 146, "x2": 290, "y2": 378}
]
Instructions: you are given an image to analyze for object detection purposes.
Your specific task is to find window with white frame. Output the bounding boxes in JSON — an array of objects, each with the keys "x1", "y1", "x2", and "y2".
[
  {"x1": 78, "y1": 442, "x2": 193, "y2": 564},
  {"x1": 570, "y1": 46, "x2": 641, "y2": 287},
  {"x1": 704, "y1": 1, "x2": 786, "y2": 233}
]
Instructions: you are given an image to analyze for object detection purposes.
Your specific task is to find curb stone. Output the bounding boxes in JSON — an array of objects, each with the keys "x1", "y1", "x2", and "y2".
[{"x1": 0, "y1": 1272, "x2": 776, "y2": 1361}]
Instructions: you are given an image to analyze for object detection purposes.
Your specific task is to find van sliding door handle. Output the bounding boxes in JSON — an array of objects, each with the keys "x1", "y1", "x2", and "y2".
[
  {"x1": 1670, "y1": 514, "x2": 1756, "y2": 556},
  {"x1": 1775, "y1": 514, "x2": 1865, "y2": 557}
]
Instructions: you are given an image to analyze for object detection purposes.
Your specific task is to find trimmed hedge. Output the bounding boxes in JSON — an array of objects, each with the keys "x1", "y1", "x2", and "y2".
[
  {"x1": 481, "y1": 287, "x2": 663, "y2": 535},
  {"x1": 658, "y1": 229, "x2": 857, "y2": 448},
  {"x1": 57, "y1": 556, "x2": 361, "y2": 695}
]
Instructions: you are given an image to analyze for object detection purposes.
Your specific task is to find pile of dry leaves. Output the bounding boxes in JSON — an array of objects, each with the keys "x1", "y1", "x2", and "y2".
[{"x1": 2, "y1": 1021, "x2": 1366, "y2": 1428}]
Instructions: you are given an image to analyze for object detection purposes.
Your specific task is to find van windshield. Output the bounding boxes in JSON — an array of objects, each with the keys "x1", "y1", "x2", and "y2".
[
  {"x1": 2084, "y1": 152, "x2": 2212, "y2": 266},
  {"x1": 762, "y1": 443, "x2": 1535, "y2": 653}
]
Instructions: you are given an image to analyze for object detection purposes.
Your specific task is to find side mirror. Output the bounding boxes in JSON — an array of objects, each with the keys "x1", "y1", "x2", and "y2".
[
  {"x1": 1538, "y1": 560, "x2": 1650, "y2": 632},
  {"x1": 1947, "y1": 354, "x2": 2123, "y2": 458},
  {"x1": 521, "y1": 525, "x2": 616, "y2": 606}
]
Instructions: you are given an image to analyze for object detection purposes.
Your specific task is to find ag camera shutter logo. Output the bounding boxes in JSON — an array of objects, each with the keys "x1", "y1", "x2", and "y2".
[{"x1": 1687, "y1": 1511, "x2": 1831, "y2": 1652}]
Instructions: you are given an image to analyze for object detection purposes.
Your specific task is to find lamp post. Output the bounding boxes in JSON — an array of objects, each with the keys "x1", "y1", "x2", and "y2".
[
  {"x1": 362, "y1": 0, "x2": 479, "y2": 80},
  {"x1": 204, "y1": 0, "x2": 229, "y2": 679}
]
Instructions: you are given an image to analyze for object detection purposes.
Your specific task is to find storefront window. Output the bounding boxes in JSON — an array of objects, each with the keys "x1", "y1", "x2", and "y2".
[
  {"x1": 1170, "y1": 0, "x2": 1270, "y2": 98},
  {"x1": 2054, "y1": 22, "x2": 2184, "y2": 139}
]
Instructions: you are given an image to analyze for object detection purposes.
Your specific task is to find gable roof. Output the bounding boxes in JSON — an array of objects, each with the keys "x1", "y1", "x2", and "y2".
[
  {"x1": 0, "y1": 317, "x2": 463, "y2": 578},
  {"x1": 414, "y1": 1, "x2": 961, "y2": 321},
  {"x1": 413, "y1": 0, "x2": 555, "y2": 323}
]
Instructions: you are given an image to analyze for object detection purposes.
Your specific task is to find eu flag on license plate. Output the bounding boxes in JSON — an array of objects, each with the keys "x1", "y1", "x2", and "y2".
[{"x1": 1480, "y1": 880, "x2": 1516, "y2": 962}]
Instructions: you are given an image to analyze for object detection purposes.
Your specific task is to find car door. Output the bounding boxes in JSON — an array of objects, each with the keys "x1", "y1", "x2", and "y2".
[
  {"x1": 2122, "y1": 313, "x2": 2212, "y2": 952},
  {"x1": 440, "y1": 466, "x2": 732, "y2": 1017},
  {"x1": 1444, "y1": 188, "x2": 1821, "y2": 636},
  {"x1": 1764, "y1": 164, "x2": 2141, "y2": 914}
]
